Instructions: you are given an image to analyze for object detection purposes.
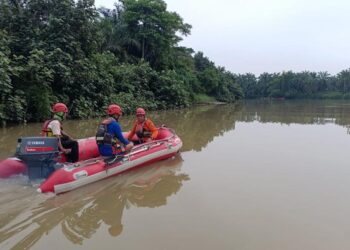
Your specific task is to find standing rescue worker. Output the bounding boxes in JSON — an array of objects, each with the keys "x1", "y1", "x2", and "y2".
[
  {"x1": 127, "y1": 108, "x2": 158, "y2": 144},
  {"x1": 41, "y1": 103, "x2": 79, "y2": 162},
  {"x1": 96, "y1": 104, "x2": 134, "y2": 156}
]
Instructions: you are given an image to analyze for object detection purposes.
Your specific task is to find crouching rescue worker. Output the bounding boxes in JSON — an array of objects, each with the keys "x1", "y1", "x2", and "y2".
[
  {"x1": 96, "y1": 104, "x2": 134, "y2": 157},
  {"x1": 41, "y1": 103, "x2": 79, "y2": 162},
  {"x1": 127, "y1": 108, "x2": 158, "y2": 144}
]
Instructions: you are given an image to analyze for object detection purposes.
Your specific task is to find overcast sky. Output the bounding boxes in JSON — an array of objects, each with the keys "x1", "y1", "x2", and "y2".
[{"x1": 95, "y1": 0, "x2": 350, "y2": 75}]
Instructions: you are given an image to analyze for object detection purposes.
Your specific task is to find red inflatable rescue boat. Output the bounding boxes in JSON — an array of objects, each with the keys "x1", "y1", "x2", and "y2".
[{"x1": 0, "y1": 127, "x2": 182, "y2": 194}]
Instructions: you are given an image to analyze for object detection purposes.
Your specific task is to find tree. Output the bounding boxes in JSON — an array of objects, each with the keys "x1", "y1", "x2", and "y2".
[
  {"x1": 0, "y1": 0, "x2": 243, "y2": 124},
  {"x1": 120, "y1": 0, "x2": 191, "y2": 69},
  {"x1": 0, "y1": 30, "x2": 13, "y2": 123},
  {"x1": 337, "y1": 69, "x2": 350, "y2": 93}
]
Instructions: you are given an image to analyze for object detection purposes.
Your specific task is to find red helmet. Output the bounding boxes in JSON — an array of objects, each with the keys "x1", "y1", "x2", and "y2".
[
  {"x1": 52, "y1": 103, "x2": 68, "y2": 113},
  {"x1": 136, "y1": 108, "x2": 146, "y2": 116},
  {"x1": 107, "y1": 104, "x2": 122, "y2": 116}
]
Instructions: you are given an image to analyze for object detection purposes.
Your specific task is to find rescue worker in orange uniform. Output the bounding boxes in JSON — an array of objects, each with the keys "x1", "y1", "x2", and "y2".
[
  {"x1": 127, "y1": 108, "x2": 158, "y2": 144},
  {"x1": 41, "y1": 103, "x2": 79, "y2": 162}
]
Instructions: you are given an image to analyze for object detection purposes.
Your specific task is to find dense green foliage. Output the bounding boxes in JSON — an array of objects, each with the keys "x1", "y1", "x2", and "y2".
[
  {"x1": 236, "y1": 70, "x2": 350, "y2": 99},
  {"x1": 0, "y1": 0, "x2": 242, "y2": 124}
]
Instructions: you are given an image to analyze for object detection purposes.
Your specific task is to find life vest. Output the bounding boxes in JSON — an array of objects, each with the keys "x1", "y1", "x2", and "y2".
[
  {"x1": 96, "y1": 118, "x2": 119, "y2": 145},
  {"x1": 41, "y1": 119, "x2": 62, "y2": 137},
  {"x1": 135, "y1": 119, "x2": 152, "y2": 139}
]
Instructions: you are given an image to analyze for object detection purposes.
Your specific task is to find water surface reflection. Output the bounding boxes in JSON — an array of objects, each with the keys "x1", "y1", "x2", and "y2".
[
  {"x1": 0, "y1": 155, "x2": 188, "y2": 249},
  {"x1": 0, "y1": 104, "x2": 242, "y2": 158},
  {"x1": 2, "y1": 100, "x2": 350, "y2": 250},
  {"x1": 237, "y1": 99, "x2": 350, "y2": 129}
]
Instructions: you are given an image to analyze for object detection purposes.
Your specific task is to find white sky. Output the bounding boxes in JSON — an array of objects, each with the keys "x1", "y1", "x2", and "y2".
[{"x1": 95, "y1": 0, "x2": 350, "y2": 75}]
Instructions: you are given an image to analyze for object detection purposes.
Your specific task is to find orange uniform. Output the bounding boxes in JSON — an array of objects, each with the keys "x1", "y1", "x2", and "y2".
[{"x1": 128, "y1": 119, "x2": 158, "y2": 142}]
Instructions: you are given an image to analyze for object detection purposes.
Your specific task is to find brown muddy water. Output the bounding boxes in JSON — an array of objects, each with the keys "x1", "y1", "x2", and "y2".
[{"x1": 1, "y1": 100, "x2": 350, "y2": 250}]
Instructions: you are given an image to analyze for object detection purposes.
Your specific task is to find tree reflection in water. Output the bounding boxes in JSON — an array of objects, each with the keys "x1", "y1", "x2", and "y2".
[
  {"x1": 2, "y1": 100, "x2": 350, "y2": 248},
  {"x1": 0, "y1": 103, "x2": 244, "y2": 249},
  {"x1": 0, "y1": 155, "x2": 189, "y2": 248},
  {"x1": 236, "y1": 99, "x2": 350, "y2": 129},
  {"x1": 2, "y1": 100, "x2": 350, "y2": 159}
]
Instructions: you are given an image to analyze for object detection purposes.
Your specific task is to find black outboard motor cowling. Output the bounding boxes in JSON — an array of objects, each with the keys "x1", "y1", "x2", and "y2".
[{"x1": 15, "y1": 137, "x2": 60, "y2": 179}]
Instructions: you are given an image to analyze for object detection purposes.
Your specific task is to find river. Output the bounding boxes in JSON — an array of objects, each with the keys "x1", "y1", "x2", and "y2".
[{"x1": 1, "y1": 100, "x2": 350, "y2": 250}]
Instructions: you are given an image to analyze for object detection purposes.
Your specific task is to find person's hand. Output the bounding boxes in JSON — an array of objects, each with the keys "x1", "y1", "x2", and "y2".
[
  {"x1": 125, "y1": 142, "x2": 134, "y2": 151},
  {"x1": 64, "y1": 148, "x2": 72, "y2": 154},
  {"x1": 145, "y1": 138, "x2": 152, "y2": 143}
]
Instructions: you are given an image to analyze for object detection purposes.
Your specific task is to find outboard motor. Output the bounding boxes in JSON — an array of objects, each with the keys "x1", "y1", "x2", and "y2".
[{"x1": 15, "y1": 137, "x2": 60, "y2": 179}]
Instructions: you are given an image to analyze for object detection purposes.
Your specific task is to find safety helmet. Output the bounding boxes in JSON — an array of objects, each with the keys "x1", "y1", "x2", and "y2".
[
  {"x1": 52, "y1": 103, "x2": 68, "y2": 113},
  {"x1": 136, "y1": 108, "x2": 146, "y2": 116},
  {"x1": 107, "y1": 104, "x2": 122, "y2": 116}
]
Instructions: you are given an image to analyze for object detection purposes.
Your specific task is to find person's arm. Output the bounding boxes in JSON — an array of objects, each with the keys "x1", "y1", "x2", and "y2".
[
  {"x1": 56, "y1": 135, "x2": 71, "y2": 154},
  {"x1": 50, "y1": 121, "x2": 71, "y2": 154},
  {"x1": 146, "y1": 119, "x2": 158, "y2": 139},
  {"x1": 113, "y1": 122, "x2": 131, "y2": 146},
  {"x1": 127, "y1": 122, "x2": 137, "y2": 141},
  {"x1": 114, "y1": 122, "x2": 134, "y2": 151}
]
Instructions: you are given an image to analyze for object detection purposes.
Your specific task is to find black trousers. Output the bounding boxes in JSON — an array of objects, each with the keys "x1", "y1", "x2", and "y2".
[{"x1": 61, "y1": 138, "x2": 79, "y2": 162}]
